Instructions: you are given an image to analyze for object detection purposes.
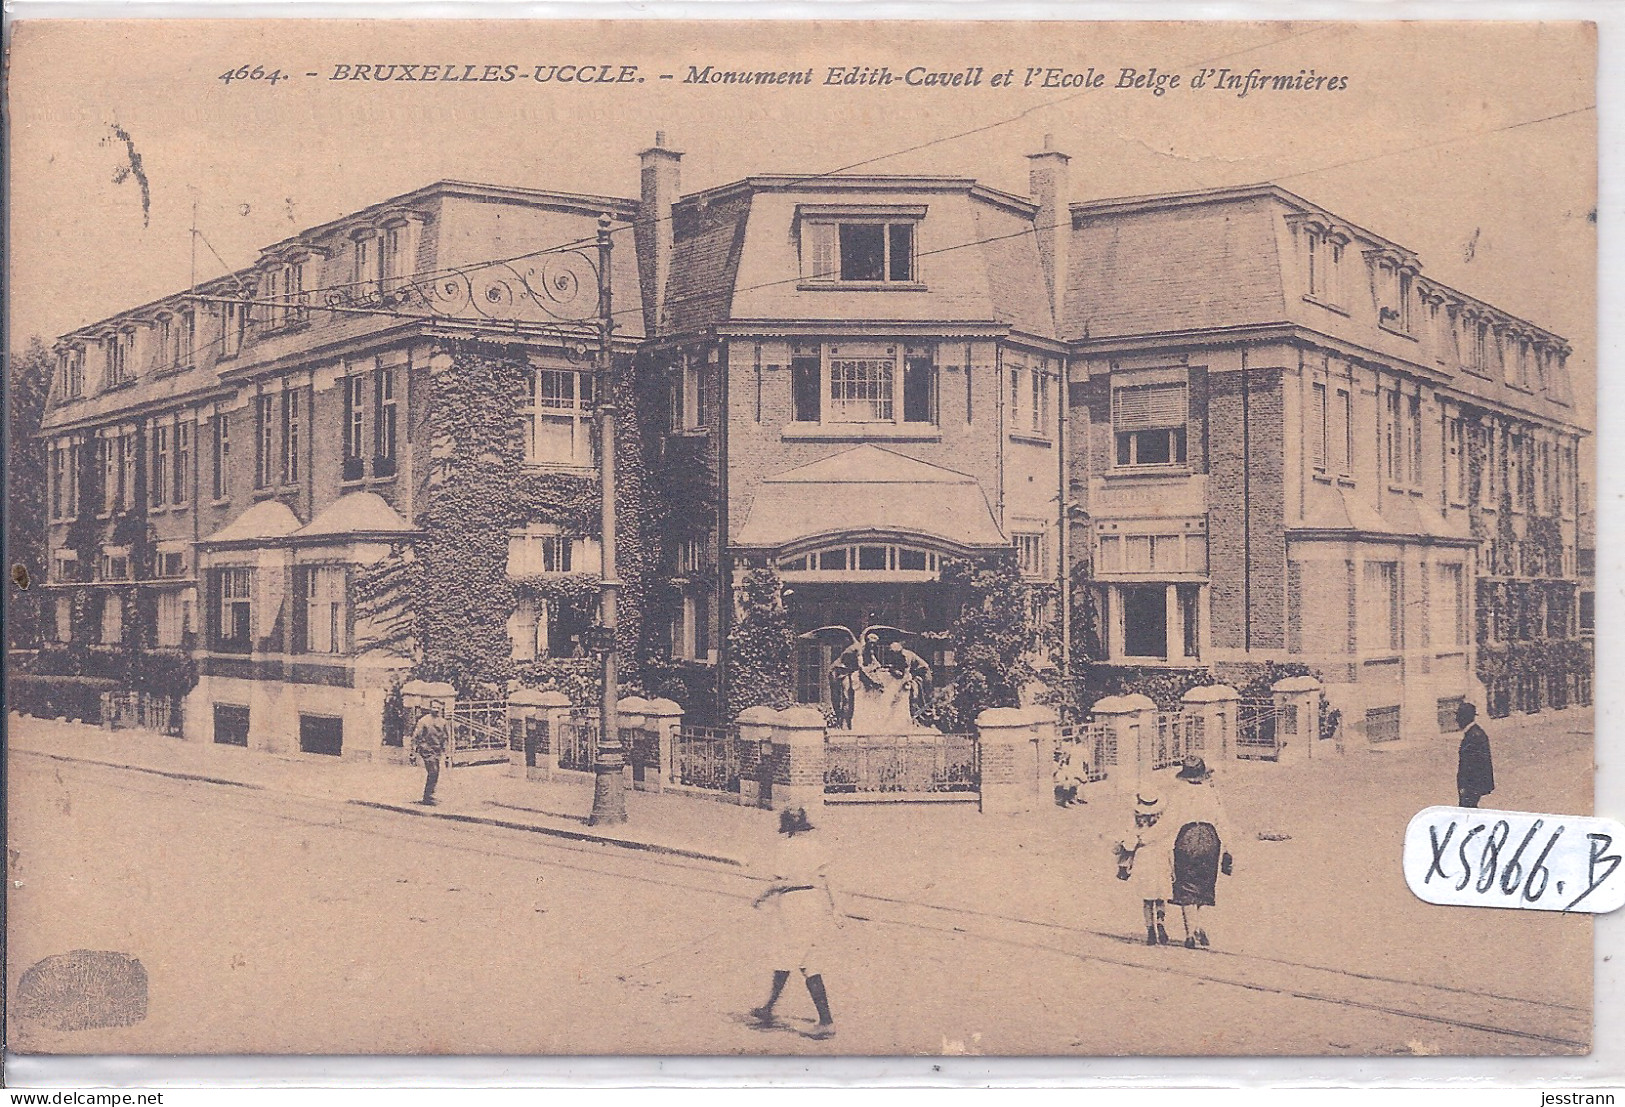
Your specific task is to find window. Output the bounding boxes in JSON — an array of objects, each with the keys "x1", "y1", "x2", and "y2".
[
  {"x1": 214, "y1": 567, "x2": 254, "y2": 651},
  {"x1": 1509, "y1": 433, "x2": 1525, "y2": 510},
  {"x1": 150, "y1": 423, "x2": 170, "y2": 508},
  {"x1": 1122, "y1": 585, "x2": 1169, "y2": 659},
  {"x1": 1009, "y1": 359, "x2": 1051, "y2": 438},
  {"x1": 528, "y1": 366, "x2": 594, "y2": 467},
  {"x1": 51, "y1": 549, "x2": 78, "y2": 584},
  {"x1": 509, "y1": 595, "x2": 590, "y2": 660},
  {"x1": 1311, "y1": 382, "x2": 1328, "y2": 470},
  {"x1": 156, "y1": 315, "x2": 175, "y2": 368},
  {"x1": 54, "y1": 596, "x2": 73, "y2": 642},
  {"x1": 904, "y1": 344, "x2": 938, "y2": 425},
  {"x1": 173, "y1": 421, "x2": 191, "y2": 506},
  {"x1": 1303, "y1": 227, "x2": 1343, "y2": 303},
  {"x1": 58, "y1": 346, "x2": 84, "y2": 399},
  {"x1": 374, "y1": 366, "x2": 399, "y2": 476},
  {"x1": 49, "y1": 438, "x2": 79, "y2": 521},
  {"x1": 221, "y1": 300, "x2": 246, "y2": 358},
  {"x1": 342, "y1": 373, "x2": 367, "y2": 481},
  {"x1": 801, "y1": 220, "x2": 917, "y2": 283},
  {"x1": 509, "y1": 597, "x2": 549, "y2": 661},
  {"x1": 156, "y1": 590, "x2": 194, "y2": 648},
  {"x1": 1446, "y1": 417, "x2": 1466, "y2": 503},
  {"x1": 830, "y1": 354, "x2": 894, "y2": 422},
  {"x1": 507, "y1": 528, "x2": 597, "y2": 577},
  {"x1": 107, "y1": 329, "x2": 135, "y2": 387},
  {"x1": 1014, "y1": 532, "x2": 1047, "y2": 578},
  {"x1": 1113, "y1": 383, "x2": 1187, "y2": 467},
  {"x1": 1362, "y1": 561, "x2": 1400, "y2": 652},
  {"x1": 271, "y1": 260, "x2": 307, "y2": 327},
  {"x1": 156, "y1": 549, "x2": 187, "y2": 578},
  {"x1": 281, "y1": 389, "x2": 302, "y2": 485},
  {"x1": 353, "y1": 234, "x2": 376, "y2": 289},
  {"x1": 1333, "y1": 388, "x2": 1352, "y2": 477},
  {"x1": 214, "y1": 703, "x2": 251, "y2": 747},
  {"x1": 1383, "y1": 390, "x2": 1403, "y2": 483},
  {"x1": 1407, "y1": 394, "x2": 1422, "y2": 487},
  {"x1": 255, "y1": 394, "x2": 275, "y2": 488},
  {"x1": 777, "y1": 542, "x2": 942, "y2": 578},
  {"x1": 119, "y1": 432, "x2": 136, "y2": 509},
  {"x1": 212, "y1": 414, "x2": 231, "y2": 500},
  {"x1": 99, "y1": 594, "x2": 123, "y2": 645},
  {"x1": 675, "y1": 538, "x2": 707, "y2": 575},
  {"x1": 1436, "y1": 564, "x2": 1466, "y2": 648},
  {"x1": 99, "y1": 435, "x2": 118, "y2": 513},
  {"x1": 99, "y1": 547, "x2": 130, "y2": 581},
  {"x1": 674, "y1": 352, "x2": 706, "y2": 431},
  {"x1": 299, "y1": 566, "x2": 347, "y2": 654},
  {"x1": 791, "y1": 342, "x2": 821, "y2": 423},
  {"x1": 788, "y1": 342, "x2": 935, "y2": 428},
  {"x1": 177, "y1": 310, "x2": 195, "y2": 369},
  {"x1": 380, "y1": 222, "x2": 413, "y2": 287},
  {"x1": 672, "y1": 593, "x2": 712, "y2": 661}
]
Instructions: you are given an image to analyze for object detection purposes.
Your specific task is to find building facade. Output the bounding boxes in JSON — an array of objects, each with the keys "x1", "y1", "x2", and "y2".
[
  {"x1": 1064, "y1": 184, "x2": 1588, "y2": 738},
  {"x1": 34, "y1": 138, "x2": 1588, "y2": 753}
]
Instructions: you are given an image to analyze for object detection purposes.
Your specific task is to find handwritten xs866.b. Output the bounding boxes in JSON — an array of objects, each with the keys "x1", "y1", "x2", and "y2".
[{"x1": 1403, "y1": 807, "x2": 1625, "y2": 914}]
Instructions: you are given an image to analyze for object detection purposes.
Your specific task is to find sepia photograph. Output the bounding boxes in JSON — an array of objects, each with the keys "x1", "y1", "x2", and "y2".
[{"x1": 2, "y1": 18, "x2": 1600, "y2": 1061}]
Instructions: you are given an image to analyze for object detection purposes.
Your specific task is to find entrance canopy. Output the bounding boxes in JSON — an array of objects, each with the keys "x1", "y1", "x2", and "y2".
[{"x1": 733, "y1": 444, "x2": 1007, "y2": 553}]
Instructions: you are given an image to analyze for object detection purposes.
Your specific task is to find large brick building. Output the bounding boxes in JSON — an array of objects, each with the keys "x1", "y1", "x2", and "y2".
[
  {"x1": 1064, "y1": 182, "x2": 1588, "y2": 737},
  {"x1": 33, "y1": 137, "x2": 1588, "y2": 753}
]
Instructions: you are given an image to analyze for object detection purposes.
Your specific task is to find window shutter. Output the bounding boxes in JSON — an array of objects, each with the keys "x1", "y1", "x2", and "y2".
[{"x1": 1114, "y1": 384, "x2": 1187, "y2": 431}]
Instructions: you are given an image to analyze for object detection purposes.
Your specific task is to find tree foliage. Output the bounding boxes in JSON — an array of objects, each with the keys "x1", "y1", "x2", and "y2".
[
  {"x1": 7, "y1": 337, "x2": 54, "y2": 649},
  {"x1": 725, "y1": 566, "x2": 795, "y2": 718}
]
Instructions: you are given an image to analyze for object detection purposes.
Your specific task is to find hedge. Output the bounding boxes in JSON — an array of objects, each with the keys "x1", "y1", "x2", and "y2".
[{"x1": 10, "y1": 674, "x2": 119, "y2": 725}]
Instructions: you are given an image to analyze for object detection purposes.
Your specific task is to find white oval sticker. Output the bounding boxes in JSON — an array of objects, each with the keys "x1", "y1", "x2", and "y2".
[{"x1": 1403, "y1": 806, "x2": 1625, "y2": 913}]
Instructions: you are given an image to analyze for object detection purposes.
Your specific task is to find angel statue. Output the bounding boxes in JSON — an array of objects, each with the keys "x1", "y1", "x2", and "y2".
[{"x1": 801, "y1": 624, "x2": 934, "y2": 734}]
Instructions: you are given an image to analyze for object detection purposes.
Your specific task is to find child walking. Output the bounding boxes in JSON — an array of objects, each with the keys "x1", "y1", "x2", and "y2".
[{"x1": 1117, "y1": 792, "x2": 1174, "y2": 945}]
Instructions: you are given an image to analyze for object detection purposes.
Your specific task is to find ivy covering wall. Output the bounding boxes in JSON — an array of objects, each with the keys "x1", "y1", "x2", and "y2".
[{"x1": 397, "y1": 340, "x2": 654, "y2": 701}]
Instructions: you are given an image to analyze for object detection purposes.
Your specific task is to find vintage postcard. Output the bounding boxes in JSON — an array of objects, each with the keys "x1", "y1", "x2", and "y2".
[{"x1": 3, "y1": 19, "x2": 1599, "y2": 1058}]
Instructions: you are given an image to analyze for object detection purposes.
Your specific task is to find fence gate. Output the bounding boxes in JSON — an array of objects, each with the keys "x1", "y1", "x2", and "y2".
[
  {"x1": 1235, "y1": 699, "x2": 1283, "y2": 760},
  {"x1": 100, "y1": 691, "x2": 182, "y2": 737},
  {"x1": 448, "y1": 699, "x2": 511, "y2": 766},
  {"x1": 1149, "y1": 711, "x2": 1188, "y2": 771},
  {"x1": 1057, "y1": 720, "x2": 1114, "y2": 783},
  {"x1": 557, "y1": 715, "x2": 599, "y2": 773}
]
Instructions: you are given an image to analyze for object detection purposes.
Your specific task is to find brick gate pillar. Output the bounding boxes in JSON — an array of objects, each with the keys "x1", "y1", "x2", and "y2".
[
  {"x1": 534, "y1": 690, "x2": 573, "y2": 774},
  {"x1": 976, "y1": 707, "x2": 1044, "y2": 815},
  {"x1": 506, "y1": 687, "x2": 551, "y2": 780},
  {"x1": 1179, "y1": 684, "x2": 1240, "y2": 766},
  {"x1": 735, "y1": 705, "x2": 779, "y2": 808},
  {"x1": 1271, "y1": 676, "x2": 1323, "y2": 763},
  {"x1": 1091, "y1": 694, "x2": 1158, "y2": 797},
  {"x1": 772, "y1": 706, "x2": 828, "y2": 815}
]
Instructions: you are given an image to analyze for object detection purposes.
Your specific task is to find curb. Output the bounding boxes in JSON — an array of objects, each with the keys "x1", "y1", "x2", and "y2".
[
  {"x1": 347, "y1": 800, "x2": 746, "y2": 867},
  {"x1": 17, "y1": 749, "x2": 268, "y2": 791}
]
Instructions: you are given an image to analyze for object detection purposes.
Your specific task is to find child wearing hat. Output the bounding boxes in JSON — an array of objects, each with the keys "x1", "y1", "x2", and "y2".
[{"x1": 1117, "y1": 792, "x2": 1175, "y2": 945}]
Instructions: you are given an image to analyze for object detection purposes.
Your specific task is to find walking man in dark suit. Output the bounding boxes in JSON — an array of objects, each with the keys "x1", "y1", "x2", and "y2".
[
  {"x1": 413, "y1": 701, "x2": 452, "y2": 806},
  {"x1": 1456, "y1": 701, "x2": 1495, "y2": 808}
]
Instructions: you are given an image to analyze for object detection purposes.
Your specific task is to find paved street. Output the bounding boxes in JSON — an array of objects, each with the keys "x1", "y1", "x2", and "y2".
[{"x1": 5, "y1": 709, "x2": 1594, "y2": 1056}]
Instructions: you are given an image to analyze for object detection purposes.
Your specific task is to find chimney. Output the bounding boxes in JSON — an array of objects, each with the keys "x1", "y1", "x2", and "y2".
[
  {"x1": 1027, "y1": 133, "x2": 1071, "y2": 331},
  {"x1": 637, "y1": 131, "x2": 682, "y2": 337}
]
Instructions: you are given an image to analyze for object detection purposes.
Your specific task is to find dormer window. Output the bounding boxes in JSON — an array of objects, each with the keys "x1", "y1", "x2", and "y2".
[
  {"x1": 106, "y1": 328, "x2": 136, "y2": 388},
  {"x1": 57, "y1": 345, "x2": 84, "y2": 399},
  {"x1": 1371, "y1": 253, "x2": 1415, "y2": 335},
  {"x1": 1297, "y1": 221, "x2": 1345, "y2": 306},
  {"x1": 798, "y1": 205, "x2": 924, "y2": 285}
]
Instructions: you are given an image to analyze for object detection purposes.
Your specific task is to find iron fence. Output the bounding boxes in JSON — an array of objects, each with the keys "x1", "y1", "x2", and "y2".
[
  {"x1": 449, "y1": 699, "x2": 509, "y2": 765},
  {"x1": 1235, "y1": 699, "x2": 1284, "y2": 760},
  {"x1": 1149, "y1": 711, "x2": 1188, "y2": 771},
  {"x1": 100, "y1": 691, "x2": 182, "y2": 737},
  {"x1": 1057, "y1": 719, "x2": 1113, "y2": 783},
  {"x1": 824, "y1": 733, "x2": 979, "y2": 795},
  {"x1": 557, "y1": 716, "x2": 599, "y2": 772}
]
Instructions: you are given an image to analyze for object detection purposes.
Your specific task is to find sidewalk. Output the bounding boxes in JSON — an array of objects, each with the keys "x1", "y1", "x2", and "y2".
[{"x1": 7, "y1": 705, "x2": 1596, "y2": 1009}]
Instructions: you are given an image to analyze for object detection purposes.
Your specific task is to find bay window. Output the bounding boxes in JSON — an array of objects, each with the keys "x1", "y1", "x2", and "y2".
[{"x1": 298, "y1": 565, "x2": 347, "y2": 654}]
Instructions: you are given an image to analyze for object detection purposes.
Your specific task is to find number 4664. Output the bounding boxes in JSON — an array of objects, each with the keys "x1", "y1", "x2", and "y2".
[{"x1": 219, "y1": 66, "x2": 286, "y2": 85}]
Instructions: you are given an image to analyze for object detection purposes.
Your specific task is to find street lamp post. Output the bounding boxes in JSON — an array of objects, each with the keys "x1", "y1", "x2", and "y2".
[{"x1": 588, "y1": 212, "x2": 627, "y2": 826}]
